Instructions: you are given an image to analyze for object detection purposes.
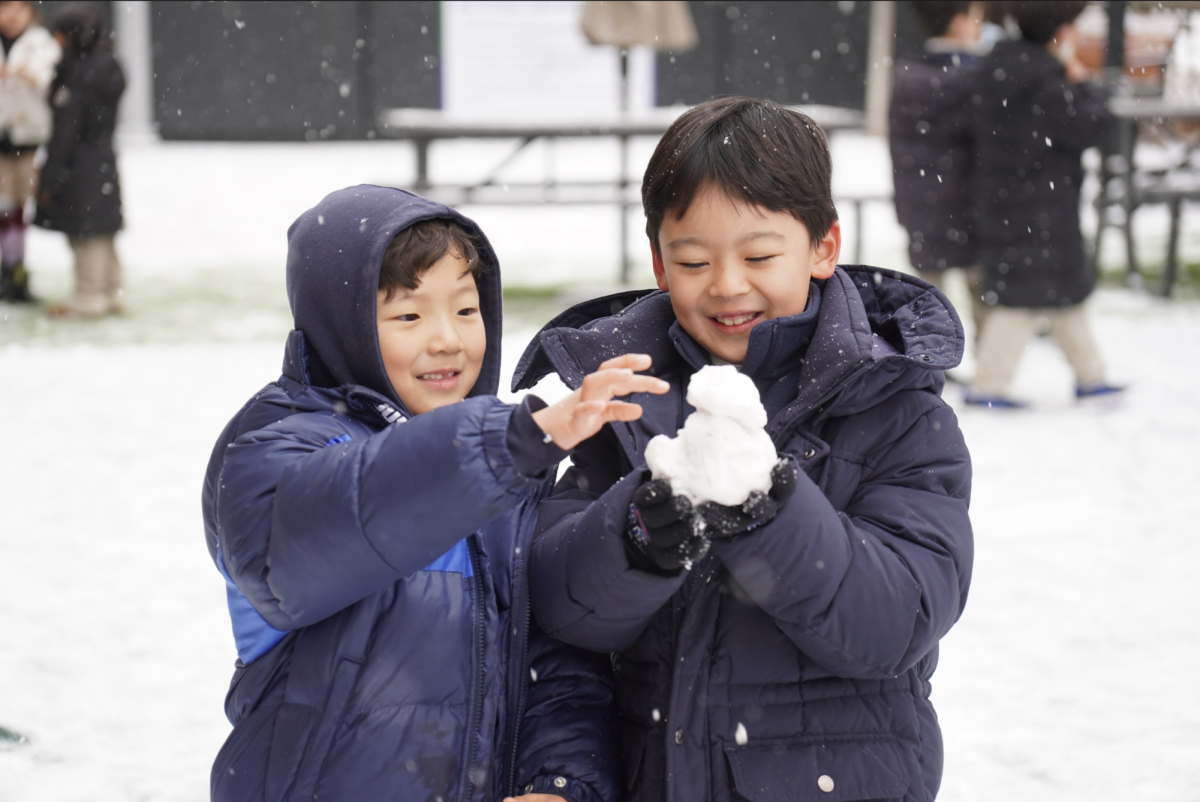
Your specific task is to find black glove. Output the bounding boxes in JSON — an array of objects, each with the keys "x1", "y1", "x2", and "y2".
[
  {"x1": 625, "y1": 477, "x2": 709, "y2": 574},
  {"x1": 697, "y1": 456, "x2": 798, "y2": 539}
]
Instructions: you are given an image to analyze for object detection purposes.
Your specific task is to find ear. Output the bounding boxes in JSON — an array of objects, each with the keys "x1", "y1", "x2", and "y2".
[
  {"x1": 810, "y1": 220, "x2": 840, "y2": 280},
  {"x1": 651, "y1": 242, "x2": 670, "y2": 292}
]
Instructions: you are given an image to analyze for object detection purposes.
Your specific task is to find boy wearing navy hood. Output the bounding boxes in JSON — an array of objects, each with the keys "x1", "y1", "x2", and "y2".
[
  {"x1": 516, "y1": 99, "x2": 974, "y2": 802},
  {"x1": 202, "y1": 186, "x2": 666, "y2": 802}
]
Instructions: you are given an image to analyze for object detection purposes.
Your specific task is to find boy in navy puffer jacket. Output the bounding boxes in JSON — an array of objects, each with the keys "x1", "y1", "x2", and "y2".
[
  {"x1": 202, "y1": 185, "x2": 667, "y2": 802},
  {"x1": 516, "y1": 98, "x2": 974, "y2": 802}
]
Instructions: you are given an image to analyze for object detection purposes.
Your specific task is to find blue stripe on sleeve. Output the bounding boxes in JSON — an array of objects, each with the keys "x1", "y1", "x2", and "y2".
[
  {"x1": 422, "y1": 538, "x2": 474, "y2": 578},
  {"x1": 216, "y1": 543, "x2": 290, "y2": 664}
]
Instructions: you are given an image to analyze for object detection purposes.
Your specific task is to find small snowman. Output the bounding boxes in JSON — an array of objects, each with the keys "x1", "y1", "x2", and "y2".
[{"x1": 644, "y1": 365, "x2": 778, "y2": 507}]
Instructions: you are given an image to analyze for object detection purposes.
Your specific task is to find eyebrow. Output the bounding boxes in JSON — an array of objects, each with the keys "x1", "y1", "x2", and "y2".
[
  {"x1": 737, "y1": 230, "x2": 786, "y2": 245},
  {"x1": 388, "y1": 279, "x2": 478, "y2": 301},
  {"x1": 666, "y1": 230, "x2": 786, "y2": 249}
]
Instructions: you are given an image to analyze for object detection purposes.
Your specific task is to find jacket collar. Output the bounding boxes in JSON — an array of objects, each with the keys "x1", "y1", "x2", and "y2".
[
  {"x1": 512, "y1": 266, "x2": 963, "y2": 433},
  {"x1": 282, "y1": 329, "x2": 410, "y2": 426}
]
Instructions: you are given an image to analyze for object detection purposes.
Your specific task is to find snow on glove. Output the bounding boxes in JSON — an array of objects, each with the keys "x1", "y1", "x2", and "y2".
[
  {"x1": 697, "y1": 456, "x2": 798, "y2": 539},
  {"x1": 625, "y1": 477, "x2": 709, "y2": 574}
]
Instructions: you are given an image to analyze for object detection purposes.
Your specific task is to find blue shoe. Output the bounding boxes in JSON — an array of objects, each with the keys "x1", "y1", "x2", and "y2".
[
  {"x1": 1075, "y1": 382, "x2": 1126, "y2": 399},
  {"x1": 962, "y1": 391, "x2": 1029, "y2": 409}
]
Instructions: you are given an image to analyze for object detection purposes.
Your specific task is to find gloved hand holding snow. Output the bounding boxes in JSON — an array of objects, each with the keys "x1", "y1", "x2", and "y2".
[{"x1": 644, "y1": 365, "x2": 778, "y2": 507}]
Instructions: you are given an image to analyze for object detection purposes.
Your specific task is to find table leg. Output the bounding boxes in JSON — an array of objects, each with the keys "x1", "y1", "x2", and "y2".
[
  {"x1": 1119, "y1": 118, "x2": 1140, "y2": 284},
  {"x1": 853, "y1": 199, "x2": 864, "y2": 264},
  {"x1": 1162, "y1": 196, "x2": 1181, "y2": 297},
  {"x1": 415, "y1": 138, "x2": 430, "y2": 192}
]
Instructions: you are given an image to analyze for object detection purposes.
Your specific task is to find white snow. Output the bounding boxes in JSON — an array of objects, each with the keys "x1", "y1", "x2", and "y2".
[
  {"x1": 1, "y1": 128, "x2": 1199, "y2": 802},
  {"x1": 645, "y1": 365, "x2": 777, "y2": 506}
]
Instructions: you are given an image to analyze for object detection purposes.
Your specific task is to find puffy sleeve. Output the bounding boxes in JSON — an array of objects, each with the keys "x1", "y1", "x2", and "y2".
[
  {"x1": 215, "y1": 396, "x2": 545, "y2": 630},
  {"x1": 711, "y1": 394, "x2": 974, "y2": 679},
  {"x1": 530, "y1": 431, "x2": 687, "y2": 652}
]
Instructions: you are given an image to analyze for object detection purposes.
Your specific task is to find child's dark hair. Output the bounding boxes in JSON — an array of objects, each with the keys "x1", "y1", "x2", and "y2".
[
  {"x1": 908, "y1": 1, "x2": 974, "y2": 38},
  {"x1": 378, "y1": 218, "x2": 485, "y2": 301},
  {"x1": 642, "y1": 97, "x2": 837, "y2": 253},
  {"x1": 1008, "y1": 1, "x2": 1087, "y2": 45},
  {"x1": 50, "y1": 3, "x2": 110, "y2": 57}
]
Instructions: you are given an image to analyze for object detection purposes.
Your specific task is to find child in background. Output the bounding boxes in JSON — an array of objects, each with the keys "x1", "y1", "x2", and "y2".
[
  {"x1": 203, "y1": 185, "x2": 659, "y2": 802},
  {"x1": 0, "y1": 0, "x2": 58, "y2": 303},
  {"x1": 890, "y1": 0, "x2": 988, "y2": 343},
  {"x1": 515, "y1": 97, "x2": 973, "y2": 802},
  {"x1": 966, "y1": 1, "x2": 1123, "y2": 406},
  {"x1": 35, "y1": 4, "x2": 125, "y2": 317}
]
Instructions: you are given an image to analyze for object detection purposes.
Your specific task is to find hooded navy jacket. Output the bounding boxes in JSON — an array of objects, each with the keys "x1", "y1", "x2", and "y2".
[
  {"x1": 201, "y1": 186, "x2": 617, "y2": 802},
  {"x1": 889, "y1": 47, "x2": 981, "y2": 273},
  {"x1": 514, "y1": 267, "x2": 973, "y2": 802}
]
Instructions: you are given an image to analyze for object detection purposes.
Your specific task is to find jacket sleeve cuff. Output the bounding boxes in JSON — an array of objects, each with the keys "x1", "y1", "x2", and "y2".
[
  {"x1": 519, "y1": 774, "x2": 602, "y2": 802},
  {"x1": 506, "y1": 394, "x2": 569, "y2": 478}
]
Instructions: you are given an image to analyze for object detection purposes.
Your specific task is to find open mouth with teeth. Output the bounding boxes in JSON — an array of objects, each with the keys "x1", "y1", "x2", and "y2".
[
  {"x1": 416, "y1": 370, "x2": 462, "y2": 389},
  {"x1": 710, "y1": 311, "x2": 763, "y2": 333}
]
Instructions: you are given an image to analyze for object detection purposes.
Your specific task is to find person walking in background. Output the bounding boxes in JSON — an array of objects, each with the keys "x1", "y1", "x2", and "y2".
[
  {"x1": 890, "y1": 1, "x2": 988, "y2": 344},
  {"x1": 0, "y1": 0, "x2": 59, "y2": 303},
  {"x1": 35, "y1": 3, "x2": 124, "y2": 318},
  {"x1": 966, "y1": 1, "x2": 1124, "y2": 407}
]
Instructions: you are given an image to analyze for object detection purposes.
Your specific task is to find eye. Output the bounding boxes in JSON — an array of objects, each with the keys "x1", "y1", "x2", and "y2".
[
  {"x1": 678, "y1": 261, "x2": 707, "y2": 270},
  {"x1": 747, "y1": 255, "x2": 777, "y2": 264},
  {"x1": 396, "y1": 313, "x2": 419, "y2": 322},
  {"x1": 458, "y1": 307, "x2": 479, "y2": 317}
]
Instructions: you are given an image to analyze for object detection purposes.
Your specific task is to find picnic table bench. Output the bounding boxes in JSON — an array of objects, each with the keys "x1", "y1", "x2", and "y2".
[{"x1": 376, "y1": 105, "x2": 867, "y2": 282}]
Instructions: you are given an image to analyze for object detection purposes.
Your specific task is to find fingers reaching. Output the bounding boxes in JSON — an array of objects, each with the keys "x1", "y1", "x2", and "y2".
[
  {"x1": 531, "y1": 354, "x2": 669, "y2": 451},
  {"x1": 596, "y1": 352, "x2": 653, "y2": 372}
]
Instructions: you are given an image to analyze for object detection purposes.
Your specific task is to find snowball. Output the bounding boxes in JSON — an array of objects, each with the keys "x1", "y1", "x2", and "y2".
[{"x1": 644, "y1": 365, "x2": 776, "y2": 507}]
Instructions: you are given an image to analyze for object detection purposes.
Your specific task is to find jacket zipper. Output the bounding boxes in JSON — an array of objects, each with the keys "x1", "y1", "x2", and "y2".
[
  {"x1": 505, "y1": 601, "x2": 531, "y2": 797},
  {"x1": 462, "y1": 536, "x2": 486, "y2": 802},
  {"x1": 506, "y1": 489, "x2": 549, "y2": 797}
]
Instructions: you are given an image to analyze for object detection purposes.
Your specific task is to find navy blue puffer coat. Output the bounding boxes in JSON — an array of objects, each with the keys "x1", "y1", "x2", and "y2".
[
  {"x1": 514, "y1": 267, "x2": 973, "y2": 802},
  {"x1": 973, "y1": 40, "x2": 1114, "y2": 308},
  {"x1": 201, "y1": 186, "x2": 617, "y2": 802},
  {"x1": 889, "y1": 49, "x2": 981, "y2": 272}
]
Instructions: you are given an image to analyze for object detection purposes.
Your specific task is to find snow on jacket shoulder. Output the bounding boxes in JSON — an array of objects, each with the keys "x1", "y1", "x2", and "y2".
[
  {"x1": 0, "y1": 25, "x2": 60, "y2": 145},
  {"x1": 514, "y1": 266, "x2": 973, "y2": 802},
  {"x1": 201, "y1": 186, "x2": 618, "y2": 802}
]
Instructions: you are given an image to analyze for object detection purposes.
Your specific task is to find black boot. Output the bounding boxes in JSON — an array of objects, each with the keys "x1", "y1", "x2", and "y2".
[{"x1": 0, "y1": 264, "x2": 36, "y2": 303}]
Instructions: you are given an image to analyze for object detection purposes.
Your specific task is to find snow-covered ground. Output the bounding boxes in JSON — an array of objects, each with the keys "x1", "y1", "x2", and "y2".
[{"x1": 2, "y1": 136, "x2": 1199, "y2": 801}]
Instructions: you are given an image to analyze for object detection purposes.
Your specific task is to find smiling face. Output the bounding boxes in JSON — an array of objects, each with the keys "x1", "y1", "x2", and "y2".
[
  {"x1": 377, "y1": 251, "x2": 486, "y2": 415},
  {"x1": 652, "y1": 183, "x2": 840, "y2": 365}
]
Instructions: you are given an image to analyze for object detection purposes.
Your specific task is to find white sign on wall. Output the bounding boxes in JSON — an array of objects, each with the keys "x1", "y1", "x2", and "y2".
[{"x1": 441, "y1": 0, "x2": 657, "y2": 116}]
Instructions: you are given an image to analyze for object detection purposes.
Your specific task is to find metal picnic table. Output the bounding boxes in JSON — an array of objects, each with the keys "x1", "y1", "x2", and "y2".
[
  {"x1": 377, "y1": 105, "x2": 866, "y2": 283},
  {"x1": 1096, "y1": 95, "x2": 1200, "y2": 296}
]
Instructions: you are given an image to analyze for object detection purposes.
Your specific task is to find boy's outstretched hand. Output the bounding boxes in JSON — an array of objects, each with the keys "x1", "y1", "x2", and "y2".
[{"x1": 532, "y1": 354, "x2": 669, "y2": 451}]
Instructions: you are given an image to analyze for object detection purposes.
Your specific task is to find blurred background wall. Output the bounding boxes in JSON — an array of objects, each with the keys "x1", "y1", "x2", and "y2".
[{"x1": 31, "y1": 0, "x2": 936, "y2": 141}]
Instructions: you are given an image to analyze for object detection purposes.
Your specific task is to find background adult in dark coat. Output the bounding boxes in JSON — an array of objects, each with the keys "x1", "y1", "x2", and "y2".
[
  {"x1": 967, "y1": 1, "x2": 1122, "y2": 404},
  {"x1": 35, "y1": 3, "x2": 124, "y2": 317},
  {"x1": 889, "y1": 1, "x2": 988, "y2": 340}
]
